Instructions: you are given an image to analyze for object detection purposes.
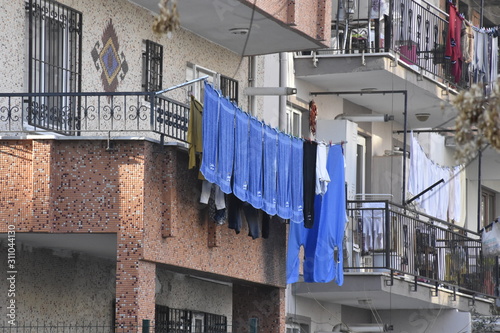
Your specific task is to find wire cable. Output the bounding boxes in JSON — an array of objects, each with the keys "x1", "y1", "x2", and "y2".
[{"x1": 232, "y1": 0, "x2": 258, "y2": 79}]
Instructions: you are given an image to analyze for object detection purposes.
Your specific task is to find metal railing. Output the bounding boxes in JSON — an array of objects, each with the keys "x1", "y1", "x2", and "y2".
[
  {"x1": 298, "y1": 0, "x2": 475, "y2": 89},
  {"x1": 346, "y1": 200, "x2": 499, "y2": 298},
  {"x1": 0, "y1": 322, "x2": 233, "y2": 333},
  {"x1": 0, "y1": 91, "x2": 190, "y2": 143}
]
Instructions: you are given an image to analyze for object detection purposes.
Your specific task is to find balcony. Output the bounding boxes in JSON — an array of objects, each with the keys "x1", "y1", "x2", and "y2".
[
  {"x1": 294, "y1": 200, "x2": 498, "y2": 314},
  {"x1": 293, "y1": 0, "x2": 466, "y2": 129},
  {"x1": 0, "y1": 91, "x2": 190, "y2": 143}
]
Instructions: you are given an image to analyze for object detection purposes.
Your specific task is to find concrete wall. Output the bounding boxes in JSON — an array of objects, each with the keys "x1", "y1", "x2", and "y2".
[{"x1": 0, "y1": 241, "x2": 116, "y2": 325}]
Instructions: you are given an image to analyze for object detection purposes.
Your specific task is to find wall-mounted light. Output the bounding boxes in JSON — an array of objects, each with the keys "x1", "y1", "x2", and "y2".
[
  {"x1": 415, "y1": 113, "x2": 430, "y2": 122},
  {"x1": 335, "y1": 113, "x2": 394, "y2": 122},
  {"x1": 243, "y1": 87, "x2": 297, "y2": 96}
]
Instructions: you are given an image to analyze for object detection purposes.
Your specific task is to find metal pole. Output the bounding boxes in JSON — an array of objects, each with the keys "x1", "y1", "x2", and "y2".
[
  {"x1": 402, "y1": 91, "x2": 408, "y2": 206},
  {"x1": 477, "y1": 149, "x2": 482, "y2": 232},
  {"x1": 155, "y1": 75, "x2": 209, "y2": 95},
  {"x1": 480, "y1": 0, "x2": 484, "y2": 27}
]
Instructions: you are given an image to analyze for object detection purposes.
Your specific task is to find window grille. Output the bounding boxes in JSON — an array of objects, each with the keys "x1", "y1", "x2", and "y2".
[
  {"x1": 155, "y1": 305, "x2": 227, "y2": 333},
  {"x1": 26, "y1": 0, "x2": 82, "y2": 133},
  {"x1": 143, "y1": 40, "x2": 163, "y2": 94}
]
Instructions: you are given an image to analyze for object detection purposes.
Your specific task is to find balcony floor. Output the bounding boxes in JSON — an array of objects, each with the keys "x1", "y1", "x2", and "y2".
[
  {"x1": 292, "y1": 272, "x2": 494, "y2": 315},
  {"x1": 294, "y1": 53, "x2": 457, "y2": 129}
]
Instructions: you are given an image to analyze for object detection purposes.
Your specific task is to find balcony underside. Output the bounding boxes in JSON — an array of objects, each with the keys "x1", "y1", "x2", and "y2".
[
  {"x1": 130, "y1": 0, "x2": 326, "y2": 55},
  {"x1": 294, "y1": 54, "x2": 456, "y2": 129},
  {"x1": 293, "y1": 273, "x2": 494, "y2": 315}
]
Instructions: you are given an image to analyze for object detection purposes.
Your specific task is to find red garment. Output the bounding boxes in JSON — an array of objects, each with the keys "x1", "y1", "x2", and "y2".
[{"x1": 445, "y1": 4, "x2": 463, "y2": 83}]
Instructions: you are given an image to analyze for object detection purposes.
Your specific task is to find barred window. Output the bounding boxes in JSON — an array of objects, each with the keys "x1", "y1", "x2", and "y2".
[
  {"x1": 187, "y1": 63, "x2": 238, "y2": 105},
  {"x1": 143, "y1": 40, "x2": 163, "y2": 93},
  {"x1": 155, "y1": 305, "x2": 227, "y2": 333},
  {"x1": 26, "y1": 0, "x2": 82, "y2": 133}
]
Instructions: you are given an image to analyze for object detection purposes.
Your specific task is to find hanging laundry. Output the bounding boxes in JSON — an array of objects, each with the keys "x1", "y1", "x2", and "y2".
[
  {"x1": 248, "y1": 117, "x2": 264, "y2": 209},
  {"x1": 315, "y1": 142, "x2": 330, "y2": 195},
  {"x1": 233, "y1": 110, "x2": 250, "y2": 201},
  {"x1": 217, "y1": 97, "x2": 236, "y2": 194},
  {"x1": 302, "y1": 140, "x2": 318, "y2": 228},
  {"x1": 277, "y1": 132, "x2": 293, "y2": 219},
  {"x1": 227, "y1": 193, "x2": 262, "y2": 239},
  {"x1": 200, "y1": 82, "x2": 220, "y2": 183},
  {"x1": 290, "y1": 137, "x2": 304, "y2": 224},
  {"x1": 187, "y1": 95, "x2": 203, "y2": 170},
  {"x1": 286, "y1": 145, "x2": 347, "y2": 285},
  {"x1": 445, "y1": 4, "x2": 463, "y2": 83},
  {"x1": 313, "y1": 145, "x2": 348, "y2": 285},
  {"x1": 263, "y1": 126, "x2": 279, "y2": 216}
]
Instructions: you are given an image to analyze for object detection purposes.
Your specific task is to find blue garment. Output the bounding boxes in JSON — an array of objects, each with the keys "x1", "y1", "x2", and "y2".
[
  {"x1": 247, "y1": 118, "x2": 264, "y2": 209},
  {"x1": 200, "y1": 82, "x2": 219, "y2": 183},
  {"x1": 262, "y1": 126, "x2": 278, "y2": 216},
  {"x1": 277, "y1": 132, "x2": 292, "y2": 219},
  {"x1": 313, "y1": 145, "x2": 347, "y2": 285},
  {"x1": 216, "y1": 97, "x2": 236, "y2": 194},
  {"x1": 286, "y1": 219, "x2": 310, "y2": 283},
  {"x1": 287, "y1": 195, "x2": 321, "y2": 283},
  {"x1": 233, "y1": 110, "x2": 250, "y2": 201},
  {"x1": 290, "y1": 137, "x2": 304, "y2": 224},
  {"x1": 289, "y1": 145, "x2": 347, "y2": 285}
]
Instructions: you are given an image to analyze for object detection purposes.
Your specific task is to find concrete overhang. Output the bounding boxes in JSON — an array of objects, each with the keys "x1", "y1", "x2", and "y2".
[
  {"x1": 295, "y1": 53, "x2": 458, "y2": 130},
  {"x1": 292, "y1": 272, "x2": 495, "y2": 315},
  {"x1": 129, "y1": 0, "x2": 327, "y2": 55}
]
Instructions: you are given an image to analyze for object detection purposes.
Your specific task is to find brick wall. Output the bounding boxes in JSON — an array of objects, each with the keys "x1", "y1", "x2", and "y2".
[{"x1": 0, "y1": 138, "x2": 287, "y2": 328}]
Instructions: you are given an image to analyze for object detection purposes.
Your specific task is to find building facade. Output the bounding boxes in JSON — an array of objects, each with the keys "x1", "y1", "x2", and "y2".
[{"x1": 0, "y1": 0, "x2": 330, "y2": 331}]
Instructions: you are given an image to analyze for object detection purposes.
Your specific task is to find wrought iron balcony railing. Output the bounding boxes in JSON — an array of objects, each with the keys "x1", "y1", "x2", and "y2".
[
  {"x1": 297, "y1": 0, "x2": 478, "y2": 89},
  {"x1": 0, "y1": 91, "x2": 189, "y2": 143},
  {"x1": 346, "y1": 200, "x2": 499, "y2": 298}
]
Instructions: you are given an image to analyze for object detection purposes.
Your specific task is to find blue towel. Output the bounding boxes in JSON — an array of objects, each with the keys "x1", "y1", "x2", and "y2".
[
  {"x1": 290, "y1": 137, "x2": 304, "y2": 223},
  {"x1": 277, "y1": 132, "x2": 292, "y2": 219},
  {"x1": 216, "y1": 97, "x2": 235, "y2": 194},
  {"x1": 262, "y1": 125, "x2": 278, "y2": 216},
  {"x1": 200, "y1": 82, "x2": 219, "y2": 183},
  {"x1": 247, "y1": 118, "x2": 264, "y2": 209},
  {"x1": 233, "y1": 110, "x2": 250, "y2": 201}
]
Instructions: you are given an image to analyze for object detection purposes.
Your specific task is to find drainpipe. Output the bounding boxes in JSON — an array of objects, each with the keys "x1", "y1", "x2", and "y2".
[
  {"x1": 279, "y1": 52, "x2": 288, "y2": 131},
  {"x1": 248, "y1": 55, "x2": 256, "y2": 116}
]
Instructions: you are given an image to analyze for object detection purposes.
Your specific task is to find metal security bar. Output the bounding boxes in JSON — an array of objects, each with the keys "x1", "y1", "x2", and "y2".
[
  {"x1": 346, "y1": 200, "x2": 499, "y2": 298},
  {"x1": 26, "y1": 0, "x2": 83, "y2": 134},
  {"x1": 219, "y1": 74, "x2": 238, "y2": 104},
  {"x1": 143, "y1": 40, "x2": 164, "y2": 94},
  {"x1": 154, "y1": 306, "x2": 228, "y2": 333}
]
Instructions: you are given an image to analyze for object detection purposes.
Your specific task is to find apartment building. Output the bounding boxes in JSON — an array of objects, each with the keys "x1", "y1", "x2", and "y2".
[
  {"x1": 0, "y1": 0, "x2": 330, "y2": 331},
  {"x1": 273, "y1": 0, "x2": 500, "y2": 332}
]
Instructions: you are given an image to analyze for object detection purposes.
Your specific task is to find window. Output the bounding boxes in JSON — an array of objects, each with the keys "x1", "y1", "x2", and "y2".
[
  {"x1": 249, "y1": 317, "x2": 259, "y2": 333},
  {"x1": 187, "y1": 63, "x2": 238, "y2": 104},
  {"x1": 481, "y1": 187, "x2": 497, "y2": 228},
  {"x1": 26, "y1": 0, "x2": 82, "y2": 133},
  {"x1": 155, "y1": 305, "x2": 227, "y2": 333},
  {"x1": 143, "y1": 40, "x2": 163, "y2": 94},
  {"x1": 286, "y1": 107, "x2": 302, "y2": 137}
]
